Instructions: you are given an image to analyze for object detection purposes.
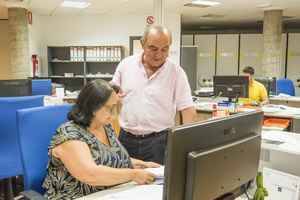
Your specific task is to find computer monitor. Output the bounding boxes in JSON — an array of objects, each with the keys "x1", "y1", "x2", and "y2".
[
  {"x1": 213, "y1": 76, "x2": 249, "y2": 102},
  {"x1": 163, "y1": 111, "x2": 263, "y2": 200},
  {"x1": 255, "y1": 77, "x2": 276, "y2": 96},
  {"x1": 0, "y1": 79, "x2": 32, "y2": 97}
]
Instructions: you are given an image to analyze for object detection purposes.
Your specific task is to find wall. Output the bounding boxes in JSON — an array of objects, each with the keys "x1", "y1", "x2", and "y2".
[
  {"x1": 35, "y1": 13, "x2": 181, "y2": 75},
  {"x1": 28, "y1": 13, "x2": 43, "y2": 76},
  {"x1": 0, "y1": 20, "x2": 10, "y2": 79}
]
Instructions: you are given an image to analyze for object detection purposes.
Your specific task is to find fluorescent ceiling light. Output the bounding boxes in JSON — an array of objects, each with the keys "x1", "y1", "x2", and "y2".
[
  {"x1": 191, "y1": 0, "x2": 220, "y2": 6},
  {"x1": 61, "y1": 0, "x2": 90, "y2": 9}
]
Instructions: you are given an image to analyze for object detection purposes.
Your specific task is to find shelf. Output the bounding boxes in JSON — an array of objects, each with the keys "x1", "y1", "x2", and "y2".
[
  {"x1": 86, "y1": 60, "x2": 121, "y2": 63},
  {"x1": 50, "y1": 61, "x2": 84, "y2": 63},
  {"x1": 50, "y1": 61, "x2": 119, "y2": 63},
  {"x1": 48, "y1": 76, "x2": 113, "y2": 79},
  {"x1": 86, "y1": 76, "x2": 113, "y2": 79},
  {"x1": 49, "y1": 76, "x2": 84, "y2": 79},
  {"x1": 48, "y1": 45, "x2": 124, "y2": 91}
]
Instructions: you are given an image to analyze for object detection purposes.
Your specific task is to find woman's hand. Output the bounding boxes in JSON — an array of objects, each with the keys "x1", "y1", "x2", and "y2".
[
  {"x1": 131, "y1": 169, "x2": 156, "y2": 185},
  {"x1": 142, "y1": 161, "x2": 161, "y2": 168},
  {"x1": 131, "y1": 158, "x2": 160, "y2": 169}
]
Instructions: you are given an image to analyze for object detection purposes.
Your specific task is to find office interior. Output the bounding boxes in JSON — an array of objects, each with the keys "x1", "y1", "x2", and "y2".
[{"x1": 1, "y1": 0, "x2": 300, "y2": 199}]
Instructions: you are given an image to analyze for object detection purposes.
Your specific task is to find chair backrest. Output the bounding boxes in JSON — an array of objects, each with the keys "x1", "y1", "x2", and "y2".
[
  {"x1": 31, "y1": 79, "x2": 52, "y2": 96},
  {"x1": 0, "y1": 96, "x2": 44, "y2": 179},
  {"x1": 17, "y1": 104, "x2": 72, "y2": 193},
  {"x1": 0, "y1": 79, "x2": 32, "y2": 97},
  {"x1": 276, "y1": 78, "x2": 295, "y2": 96}
]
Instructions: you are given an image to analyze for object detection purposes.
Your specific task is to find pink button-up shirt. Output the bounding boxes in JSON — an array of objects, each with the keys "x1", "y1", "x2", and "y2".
[{"x1": 111, "y1": 53, "x2": 193, "y2": 135}]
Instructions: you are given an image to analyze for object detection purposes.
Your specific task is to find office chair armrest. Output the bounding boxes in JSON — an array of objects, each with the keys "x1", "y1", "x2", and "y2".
[{"x1": 21, "y1": 190, "x2": 47, "y2": 200}]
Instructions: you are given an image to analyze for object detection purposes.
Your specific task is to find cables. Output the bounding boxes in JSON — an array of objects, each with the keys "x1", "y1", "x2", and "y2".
[{"x1": 242, "y1": 181, "x2": 253, "y2": 200}]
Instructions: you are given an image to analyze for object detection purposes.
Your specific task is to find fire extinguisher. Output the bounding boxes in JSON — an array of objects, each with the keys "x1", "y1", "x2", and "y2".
[{"x1": 31, "y1": 54, "x2": 39, "y2": 77}]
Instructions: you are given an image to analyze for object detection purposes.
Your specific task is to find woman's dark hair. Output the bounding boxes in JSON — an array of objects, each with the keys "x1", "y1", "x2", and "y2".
[
  {"x1": 68, "y1": 79, "x2": 114, "y2": 127},
  {"x1": 243, "y1": 66, "x2": 255, "y2": 75}
]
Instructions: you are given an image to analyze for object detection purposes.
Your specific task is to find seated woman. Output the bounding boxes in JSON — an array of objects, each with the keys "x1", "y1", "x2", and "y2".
[{"x1": 43, "y1": 79, "x2": 159, "y2": 199}]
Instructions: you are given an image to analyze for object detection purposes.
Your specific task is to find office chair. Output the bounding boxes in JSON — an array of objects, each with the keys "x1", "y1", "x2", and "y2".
[
  {"x1": 17, "y1": 104, "x2": 71, "y2": 199},
  {"x1": 0, "y1": 95, "x2": 44, "y2": 200},
  {"x1": 31, "y1": 79, "x2": 52, "y2": 96},
  {"x1": 276, "y1": 78, "x2": 295, "y2": 96}
]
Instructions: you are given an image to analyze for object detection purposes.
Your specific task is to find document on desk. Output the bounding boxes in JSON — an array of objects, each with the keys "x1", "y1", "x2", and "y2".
[
  {"x1": 144, "y1": 166, "x2": 164, "y2": 178},
  {"x1": 262, "y1": 131, "x2": 300, "y2": 154},
  {"x1": 144, "y1": 166, "x2": 164, "y2": 185},
  {"x1": 100, "y1": 185, "x2": 163, "y2": 200}
]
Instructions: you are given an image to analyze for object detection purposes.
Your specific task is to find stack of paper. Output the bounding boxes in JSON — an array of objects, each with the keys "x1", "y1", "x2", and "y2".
[{"x1": 144, "y1": 166, "x2": 164, "y2": 185}]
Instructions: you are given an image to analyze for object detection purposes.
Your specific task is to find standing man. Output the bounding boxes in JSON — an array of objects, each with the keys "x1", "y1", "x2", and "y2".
[
  {"x1": 111, "y1": 25, "x2": 196, "y2": 164},
  {"x1": 242, "y1": 66, "x2": 269, "y2": 105}
]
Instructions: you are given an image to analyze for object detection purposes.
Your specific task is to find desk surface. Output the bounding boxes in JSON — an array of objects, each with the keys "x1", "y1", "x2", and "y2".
[
  {"x1": 270, "y1": 96, "x2": 300, "y2": 102},
  {"x1": 76, "y1": 181, "x2": 248, "y2": 200},
  {"x1": 195, "y1": 101, "x2": 300, "y2": 119},
  {"x1": 76, "y1": 182, "x2": 163, "y2": 200},
  {"x1": 76, "y1": 130, "x2": 299, "y2": 200},
  {"x1": 261, "y1": 130, "x2": 300, "y2": 155}
]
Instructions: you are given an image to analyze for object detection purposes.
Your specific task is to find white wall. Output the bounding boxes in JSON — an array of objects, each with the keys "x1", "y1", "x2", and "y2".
[
  {"x1": 0, "y1": 20, "x2": 10, "y2": 79},
  {"x1": 34, "y1": 13, "x2": 181, "y2": 75},
  {"x1": 28, "y1": 13, "x2": 43, "y2": 76}
]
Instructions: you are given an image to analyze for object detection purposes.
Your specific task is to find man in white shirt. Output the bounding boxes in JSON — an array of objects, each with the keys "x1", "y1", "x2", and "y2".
[{"x1": 111, "y1": 25, "x2": 196, "y2": 164}]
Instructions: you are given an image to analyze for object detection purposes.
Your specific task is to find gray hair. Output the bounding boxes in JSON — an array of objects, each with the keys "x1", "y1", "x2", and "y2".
[{"x1": 140, "y1": 25, "x2": 172, "y2": 45}]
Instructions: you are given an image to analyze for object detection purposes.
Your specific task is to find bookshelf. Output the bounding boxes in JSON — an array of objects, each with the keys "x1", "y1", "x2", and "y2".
[{"x1": 47, "y1": 46, "x2": 124, "y2": 91}]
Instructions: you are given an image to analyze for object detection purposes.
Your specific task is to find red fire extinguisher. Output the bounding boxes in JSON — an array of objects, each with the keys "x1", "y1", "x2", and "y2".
[{"x1": 32, "y1": 54, "x2": 39, "y2": 77}]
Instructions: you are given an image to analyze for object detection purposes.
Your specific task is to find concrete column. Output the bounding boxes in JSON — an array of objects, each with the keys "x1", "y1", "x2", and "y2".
[
  {"x1": 8, "y1": 7, "x2": 30, "y2": 79},
  {"x1": 153, "y1": 0, "x2": 165, "y2": 25},
  {"x1": 262, "y1": 9, "x2": 283, "y2": 78}
]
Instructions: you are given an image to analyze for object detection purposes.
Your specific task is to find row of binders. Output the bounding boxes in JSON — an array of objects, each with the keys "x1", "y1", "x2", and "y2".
[
  {"x1": 70, "y1": 46, "x2": 122, "y2": 62},
  {"x1": 70, "y1": 47, "x2": 84, "y2": 61},
  {"x1": 86, "y1": 47, "x2": 122, "y2": 62}
]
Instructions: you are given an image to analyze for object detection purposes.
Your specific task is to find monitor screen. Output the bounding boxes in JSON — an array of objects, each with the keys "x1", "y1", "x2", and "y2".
[
  {"x1": 213, "y1": 76, "x2": 249, "y2": 99},
  {"x1": 0, "y1": 79, "x2": 32, "y2": 97},
  {"x1": 163, "y1": 111, "x2": 263, "y2": 200}
]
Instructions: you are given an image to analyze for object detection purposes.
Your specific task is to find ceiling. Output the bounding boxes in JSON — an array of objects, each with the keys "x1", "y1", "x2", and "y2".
[{"x1": 0, "y1": 0, "x2": 300, "y2": 28}]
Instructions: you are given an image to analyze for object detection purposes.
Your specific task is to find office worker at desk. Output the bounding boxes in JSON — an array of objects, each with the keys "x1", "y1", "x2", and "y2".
[
  {"x1": 111, "y1": 25, "x2": 196, "y2": 165},
  {"x1": 242, "y1": 66, "x2": 269, "y2": 105},
  {"x1": 42, "y1": 80, "x2": 159, "y2": 200}
]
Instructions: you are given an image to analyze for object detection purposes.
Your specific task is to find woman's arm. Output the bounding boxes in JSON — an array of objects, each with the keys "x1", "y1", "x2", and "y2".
[{"x1": 52, "y1": 140, "x2": 155, "y2": 186}]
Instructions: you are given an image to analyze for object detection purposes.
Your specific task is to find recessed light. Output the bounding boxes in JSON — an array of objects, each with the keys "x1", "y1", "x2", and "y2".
[
  {"x1": 61, "y1": 0, "x2": 90, "y2": 9},
  {"x1": 257, "y1": 3, "x2": 272, "y2": 9},
  {"x1": 191, "y1": 0, "x2": 220, "y2": 6},
  {"x1": 200, "y1": 14, "x2": 224, "y2": 18}
]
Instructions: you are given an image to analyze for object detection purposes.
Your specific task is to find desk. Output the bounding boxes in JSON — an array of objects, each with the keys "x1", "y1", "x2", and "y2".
[
  {"x1": 76, "y1": 181, "x2": 248, "y2": 200},
  {"x1": 261, "y1": 130, "x2": 300, "y2": 177},
  {"x1": 77, "y1": 130, "x2": 298, "y2": 200},
  {"x1": 269, "y1": 96, "x2": 300, "y2": 108},
  {"x1": 194, "y1": 100, "x2": 300, "y2": 133}
]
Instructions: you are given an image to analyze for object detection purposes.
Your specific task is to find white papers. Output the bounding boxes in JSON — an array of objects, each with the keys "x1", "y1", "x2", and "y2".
[
  {"x1": 261, "y1": 106, "x2": 281, "y2": 113},
  {"x1": 145, "y1": 166, "x2": 164, "y2": 185},
  {"x1": 144, "y1": 166, "x2": 164, "y2": 178},
  {"x1": 262, "y1": 131, "x2": 300, "y2": 154},
  {"x1": 278, "y1": 93, "x2": 291, "y2": 97},
  {"x1": 262, "y1": 131, "x2": 293, "y2": 143},
  {"x1": 195, "y1": 87, "x2": 213, "y2": 93},
  {"x1": 262, "y1": 104, "x2": 300, "y2": 115},
  {"x1": 43, "y1": 96, "x2": 64, "y2": 106},
  {"x1": 100, "y1": 185, "x2": 163, "y2": 200}
]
